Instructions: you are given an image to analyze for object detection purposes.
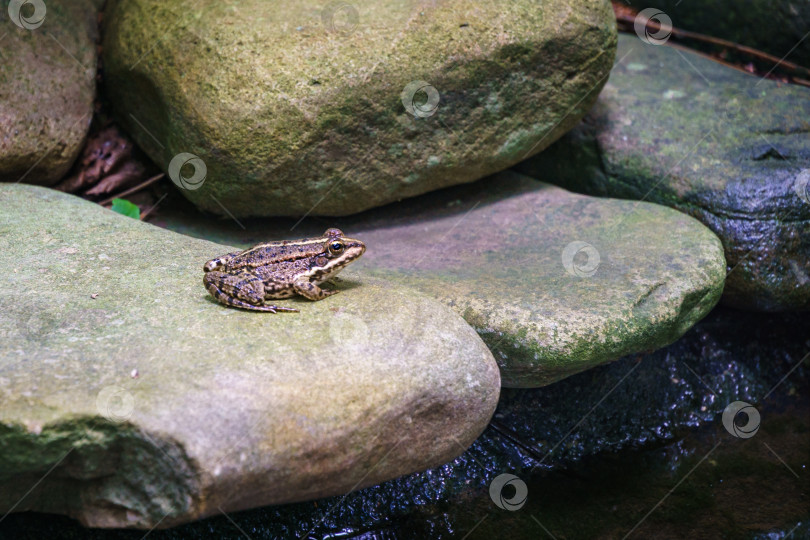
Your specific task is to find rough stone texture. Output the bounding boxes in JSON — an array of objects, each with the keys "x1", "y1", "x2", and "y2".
[
  {"x1": 639, "y1": 0, "x2": 810, "y2": 67},
  {"x1": 0, "y1": 184, "x2": 500, "y2": 529},
  {"x1": 151, "y1": 171, "x2": 727, "y2": 387},
  {"x1": 0, "y1": 1, "x2": 98, "y2": 185},
  {"x1": 517, "y1": 34, "x2": 810, "y2": 312},
  {"x1": 101, "y1": 0, "x2": 617, "y2": 217}
]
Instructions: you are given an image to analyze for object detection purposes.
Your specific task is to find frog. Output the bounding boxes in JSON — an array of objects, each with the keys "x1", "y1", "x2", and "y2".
[{"x1": 203, "y1": 228, "x2": 366, "y2": 312}]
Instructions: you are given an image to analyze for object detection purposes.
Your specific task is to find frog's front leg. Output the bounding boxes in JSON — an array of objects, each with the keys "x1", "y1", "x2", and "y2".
[
  {"x1": 204, "y1": 271, "x2": 298, "y2": 312},
  {"x1": 293, "y1": 277, "x2": 339, "y2": 301}
]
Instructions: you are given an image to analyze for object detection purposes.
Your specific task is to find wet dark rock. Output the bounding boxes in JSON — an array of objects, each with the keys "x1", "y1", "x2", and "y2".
[{"x1": 517, "y1": 34, "x2": 810, "y2": 312}]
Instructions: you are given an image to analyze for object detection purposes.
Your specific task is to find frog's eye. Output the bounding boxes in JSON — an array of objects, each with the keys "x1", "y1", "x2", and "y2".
[{"x1": 328, "y1": 241, "x2": 345, "y2": 255}]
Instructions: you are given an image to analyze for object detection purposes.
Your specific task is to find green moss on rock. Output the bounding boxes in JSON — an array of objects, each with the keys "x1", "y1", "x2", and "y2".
[{"x1": 102, "y1": 0, "x2": 617, "y2": 216}]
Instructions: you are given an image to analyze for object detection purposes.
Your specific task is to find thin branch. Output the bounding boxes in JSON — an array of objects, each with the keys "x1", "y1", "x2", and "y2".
[
  {"x1": 615, "y1": 11, "x2": 810, "y2": 78},
  {"x1": 99, "y1": 173, "x2": 165, "y2": 206}
]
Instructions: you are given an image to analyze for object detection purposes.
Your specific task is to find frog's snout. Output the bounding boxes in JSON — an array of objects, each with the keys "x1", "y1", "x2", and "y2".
[{"x1": 348, "y1": 240, "x2": 366, "y2": 257}]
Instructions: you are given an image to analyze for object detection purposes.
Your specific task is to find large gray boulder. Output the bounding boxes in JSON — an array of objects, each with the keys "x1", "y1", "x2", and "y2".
[
  {"x1": 0, "y1": 184, "x2": 500, "y2": 529},
  {"x1": 101, "y1": 0, "x2": 617, "y2": 217}
]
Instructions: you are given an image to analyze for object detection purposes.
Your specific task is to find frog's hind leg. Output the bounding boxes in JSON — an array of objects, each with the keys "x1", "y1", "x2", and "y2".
[
  {"x1": 204, "y1": 271, "x2": 298, "y2": 313},
  {"x1": 203, "y1": 251, "x2": 241, "y2": 273}
]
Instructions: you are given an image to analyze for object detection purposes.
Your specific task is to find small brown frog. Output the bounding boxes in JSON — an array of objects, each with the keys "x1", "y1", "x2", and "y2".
[{"x1": 203, "y1": 228, "x2": 365, "y2": 312}]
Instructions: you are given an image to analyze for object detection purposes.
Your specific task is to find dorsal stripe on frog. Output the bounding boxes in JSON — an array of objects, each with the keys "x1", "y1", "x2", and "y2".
[{"x1": 229, "y1": 238, "x2": 332, "y2": 267}]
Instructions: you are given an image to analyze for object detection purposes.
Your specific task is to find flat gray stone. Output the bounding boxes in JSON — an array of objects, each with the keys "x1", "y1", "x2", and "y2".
[
  {"x1": 0, "y1": 1, "x2": 98, "y2": 185},
  {"x1": 517, "y1": 34, "x2": 810, "y2": 311},
  {"x1": 152, "y1": 171, "x2": 727, "y2": 387},
  {"x1": 101, "y1": 0, "x2": 616, "y2": 216},
  {"x1": 0, "y1": 184, "x2": 500, "y2": 529}
]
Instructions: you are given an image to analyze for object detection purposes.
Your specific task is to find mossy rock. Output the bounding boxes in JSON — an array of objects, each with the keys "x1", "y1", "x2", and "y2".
[{"x1": 101, "y1": 0, "x2": 616, "y2": 217}]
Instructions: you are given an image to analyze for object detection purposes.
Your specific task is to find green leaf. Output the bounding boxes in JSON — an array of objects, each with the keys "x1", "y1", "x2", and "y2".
[{"x1": 111, "y1": 198, "x2": 140, "y2": 219}]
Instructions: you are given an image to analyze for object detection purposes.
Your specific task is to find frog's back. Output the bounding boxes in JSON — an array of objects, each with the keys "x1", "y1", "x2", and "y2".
[{"x1": 231, "y1": 240, "x2": 326, "y2": 269}]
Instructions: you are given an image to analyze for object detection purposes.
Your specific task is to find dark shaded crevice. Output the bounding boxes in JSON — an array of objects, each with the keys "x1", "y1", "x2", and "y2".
[
  {"x1": 631, "y1": 282, "x2": 666, "y2": 312},
  {"x1": 750, "y1": 146, "x2": 792, "y2": 161},
  {"x1": 757, "y1": 127, "x2": 810, "y2": 136}
]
